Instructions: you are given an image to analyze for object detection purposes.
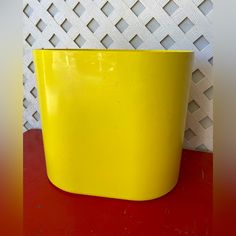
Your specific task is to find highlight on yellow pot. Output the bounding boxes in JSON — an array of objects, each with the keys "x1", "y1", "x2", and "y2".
[{"x1": 33, "y1": 49, "x2": 193, "y2": 201}]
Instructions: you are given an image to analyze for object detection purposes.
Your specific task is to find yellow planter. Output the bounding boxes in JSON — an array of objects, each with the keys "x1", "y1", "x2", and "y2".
[{"x1": 33, "y1": 49, "x2": 193, "y2": 201}]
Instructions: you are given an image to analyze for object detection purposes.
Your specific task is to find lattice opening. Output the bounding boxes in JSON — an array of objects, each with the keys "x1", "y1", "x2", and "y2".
[
  {"x1": 30, "y1": 87, "x2": 37, "y2": 98},
  {"x1": 23, "y1": 4, "x2": 33, "y2": 18},
  {"x1": 184, "y1": 128, "x2": 196, "y2": 141},
  {"x1": 73, "y1": 2, "x2": 85, "y2": 17},
  {"x1": 163, "y1": 0, "x2": 179, "y2": 16},
  {"x1": 160, "y1": 35, "x2": 175, "y2": 49},
  {"x1": 47, "y1": 3, "x2": 58, "y2": 17},
  {"x1": 115, "y1": 18, "x2": 128, "y2": 33},
  {"x1": 32, "y1": 111, "x2": 40, "y2": 121},
  {"x1": 28, "y1": 61, "x2": 35, "y2": 73},
  {"x1": 192, "y1": 69, "x2": 205, "y2": 83},
  {"x1": 178, "y1": 17, "x2": 194, "y2": 33},
  {"x1": 145, "y1": 18, "x2": 160, "y2": 33},
  {"x1": 87, "y1": 18, "x2": 99, "y2": 33},
  {"x1": 61, "y1": 19, "x2": 72, "y2": 33},
  {"x1": 193, "y1": 35, "x2": 209, "y2": 51},
  {"x1": 203, "y1": 86, "x2": 213, "y2": 100},
  {"x1": 129, "y1": 35, "x2": 143, "y2": 49},
  {"x1": 74, "y1": 34, "x2": 86, "y2": 47},
  {"x1": 101, "y1": 34, "x2": 113, "y2": 48},
  {"x1": 24, "y1": 121, "x2": 32, "y2": 130},
  {"x1": 36, "y1": 19, "x2": 46, "y2": 32},
  {"x1": 188, "y1": 100, "x2": 200, "y2": 113},
  {"x1": 198, "y1": 0, "x2": 213, "y2": 16},
  {"x1": 199, "y1": 116, "x2": 213, "y2": 129},
  {"x1": 101, "y1": 1, "x2": 114, "y2": 17},
  {"x1": 23, "y1": 98, "x2": 29, "y2": 109},
  {"x1": 26, "y1": 34, "x2": 35, "y2": 46},
  {"x1": 131, "y1": 1, "x2": 145, "y2": 17},
  {"x1": 49, "y1": 34, "x2": 59, "y2": 47},
  {"x1": 208, "y1": 57, "x2": 213, "y2": 65},
  {"x1": 196, "y1": 144, "x2": 209, "y2": 152}
]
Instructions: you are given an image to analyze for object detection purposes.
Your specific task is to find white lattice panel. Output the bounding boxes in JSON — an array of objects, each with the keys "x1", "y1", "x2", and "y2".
[{"x1": 23, "y1": 0, "x2": 213, "y2": 152}]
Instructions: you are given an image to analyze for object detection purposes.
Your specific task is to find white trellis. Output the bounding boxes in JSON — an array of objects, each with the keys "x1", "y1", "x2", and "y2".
[{"x1": 23, "y1": 0, "x2": 213, "y2": 152}]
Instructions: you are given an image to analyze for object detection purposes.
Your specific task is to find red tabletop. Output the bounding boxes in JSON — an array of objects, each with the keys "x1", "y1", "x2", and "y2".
[{"x1": 24, "y1": 130, "x2": 212, "y2": 236}]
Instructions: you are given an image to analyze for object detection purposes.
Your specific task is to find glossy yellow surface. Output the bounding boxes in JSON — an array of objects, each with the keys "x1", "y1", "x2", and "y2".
[{"x1": 33, "y1": 49, "x2": 193, "y2": 201}]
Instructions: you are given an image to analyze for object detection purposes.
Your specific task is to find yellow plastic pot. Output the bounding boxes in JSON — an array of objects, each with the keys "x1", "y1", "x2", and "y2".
[{"x1": 33, "y1": 49, "x2": 193, "y2": 201}]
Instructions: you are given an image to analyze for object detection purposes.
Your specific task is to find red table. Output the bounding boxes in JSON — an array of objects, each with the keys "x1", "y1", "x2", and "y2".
[{"x1": 24, "y1": 130, "x2": 212, "y2": 236}]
